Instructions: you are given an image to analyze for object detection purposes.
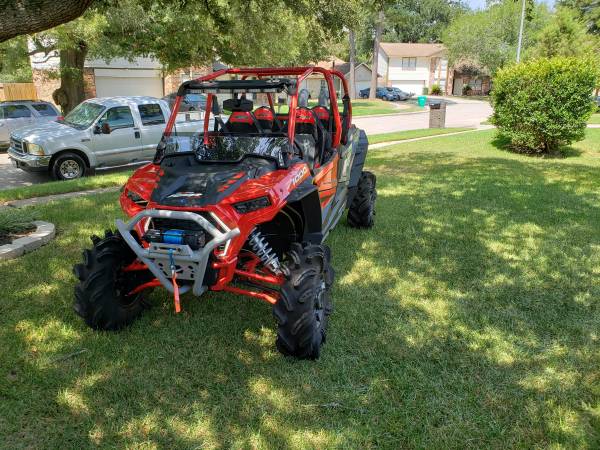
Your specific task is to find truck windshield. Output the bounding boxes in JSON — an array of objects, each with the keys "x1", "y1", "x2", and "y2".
[{"x1": 62, "y1": 102, "x2": 105, "y2": 129}]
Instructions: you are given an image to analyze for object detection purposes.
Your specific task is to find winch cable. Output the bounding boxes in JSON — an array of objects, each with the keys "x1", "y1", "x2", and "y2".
[{"x1": 168, "y1": 249, "x2": 181, "y2": 313}]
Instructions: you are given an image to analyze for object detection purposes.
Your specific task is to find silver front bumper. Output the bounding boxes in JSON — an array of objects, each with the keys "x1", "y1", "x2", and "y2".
[
  {"x1": 8, "y1": 147, "x2": 51, "y2": 169},
  {"x1": 116, "y1": 209, "x2": 240, "y2": 296}
]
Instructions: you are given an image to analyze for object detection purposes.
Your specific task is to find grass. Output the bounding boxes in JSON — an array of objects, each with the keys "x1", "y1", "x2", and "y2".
[
  {"x1": 589, "y1": 113, "x2": 600, "y2": 124},
  {"x1": 0, "y1": 208, "x2": 36, "y2": 236},
  {"x1": 0, "y1": 170, "x2": 132, "y2": 203},
  {"x1": 303, "y1": 99, "x2": 422, "y2": 116},
  {"x1": 1, "y1": 129, "x2": 600, "y2": 448},
  {"x1": 368, "y1": 127, "x2": 474, "y2": 144}
]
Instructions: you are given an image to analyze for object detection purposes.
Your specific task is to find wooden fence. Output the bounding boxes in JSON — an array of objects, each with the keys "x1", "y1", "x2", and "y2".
[{"x1": 0, "y1": 83, "x2": 38, "y2": 101}]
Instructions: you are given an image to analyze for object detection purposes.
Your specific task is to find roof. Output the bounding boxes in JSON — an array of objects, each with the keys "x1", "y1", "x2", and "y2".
[
  {"x1": 311, "y1": 60, "x2": 382, "y2": 78},
  {"x1": 83, "y1": 96, "x2": 165, "y2": 106},
  {"x1": 379, "y1": 43, "x2": 446, "y2": 58}
]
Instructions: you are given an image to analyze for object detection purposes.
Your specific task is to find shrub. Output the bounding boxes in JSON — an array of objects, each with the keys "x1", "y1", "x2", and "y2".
[
  {"x1": 430, "y1": 84, "x2": 442, "y2": 95},
  {"x1": 462, "y1": 84, "x2": 472, "y2": 95},
  {"x1": 0, "y1": 208, "x2": 36, "y2": 236},
  {"x1": 491, "y1": 57, "x2": 598, "y2": 153},
  {"x1": 422, "y1": 86, "x2": 429, "y2": 95}
]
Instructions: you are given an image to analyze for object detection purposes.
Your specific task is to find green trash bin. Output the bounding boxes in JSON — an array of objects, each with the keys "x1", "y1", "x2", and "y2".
[{"x1": 417, "y1": 95, "x2": 427, "y2": 107}]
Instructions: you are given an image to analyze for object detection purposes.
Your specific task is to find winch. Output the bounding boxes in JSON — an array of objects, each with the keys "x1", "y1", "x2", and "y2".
[{"x1": 143, "y1": 228, "x2": 206, "y2": 250}]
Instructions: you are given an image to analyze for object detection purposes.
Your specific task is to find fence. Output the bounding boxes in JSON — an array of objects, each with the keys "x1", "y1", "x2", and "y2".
[{"x1": 0, "y1": 83, "x2": 38, "y2": 101}]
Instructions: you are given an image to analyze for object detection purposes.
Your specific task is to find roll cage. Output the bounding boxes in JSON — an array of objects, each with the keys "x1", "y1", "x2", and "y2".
[{"x1": 163, "y1": 66, "x2": 352, "y2": 151}]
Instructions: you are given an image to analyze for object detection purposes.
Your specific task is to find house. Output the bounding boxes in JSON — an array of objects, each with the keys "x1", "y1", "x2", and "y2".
[
  {"x1": 377, "y1": 42, "x2": 450, "y2": 95},
  {"x1": 303, "y1": 57, "x2": 380, "y2": 98},
  {"x1": 29, "y1": 46, "x2": 212, "y2": 105}
]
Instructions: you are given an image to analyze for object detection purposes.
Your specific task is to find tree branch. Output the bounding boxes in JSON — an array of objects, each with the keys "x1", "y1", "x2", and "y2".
[{"x1": 0, "y1": 0, "x2": 95, "y2": 43}]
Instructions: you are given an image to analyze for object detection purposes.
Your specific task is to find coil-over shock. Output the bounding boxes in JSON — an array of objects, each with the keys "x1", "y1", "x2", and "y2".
[{"x1": 248, "y1": 229, "x2": 282, "y2": 274}]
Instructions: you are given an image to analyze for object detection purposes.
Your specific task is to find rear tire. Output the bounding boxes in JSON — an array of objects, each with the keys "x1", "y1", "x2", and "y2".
[
  {"x1": 348, "y1": 171, "x2": 377, "y2": 228},
  {"x1": 73, "y1": 230, "x2": 152, "y2": 330},
  {"x1": 273, "y1": 243, "x2": 334, "y2": 360}
]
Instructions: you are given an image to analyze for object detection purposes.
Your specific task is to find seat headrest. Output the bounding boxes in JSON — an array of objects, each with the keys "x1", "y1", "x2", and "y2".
[
  {"x1": 223, "y1": 98, "x2": 254, "y2": 112},
  {"x1": 254, "y1": 106, "x2": 274, "y2": 122},
  {"x1": 312, "y1": 106, "x2": 329, "y2": 121},
  {"x1": 295, "y1": 107, "x2": 315, "y2": 124},
  {"x1": 229, "y1": 111, "x2": 254, "y2": 123}
]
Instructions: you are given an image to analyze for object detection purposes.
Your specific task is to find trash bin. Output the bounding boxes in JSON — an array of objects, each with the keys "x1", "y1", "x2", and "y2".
[
  {"x1": 429, "y1": 101, "x2": 446, "y2": 128},
  {"x1": 417, "y1": 95, "x2": 427, "y2": 107}
]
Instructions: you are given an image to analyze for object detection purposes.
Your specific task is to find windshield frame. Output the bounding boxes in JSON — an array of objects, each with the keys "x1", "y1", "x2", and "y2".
[{"x1": 61, "y1": 101, "x2": 105, "y2": 129}]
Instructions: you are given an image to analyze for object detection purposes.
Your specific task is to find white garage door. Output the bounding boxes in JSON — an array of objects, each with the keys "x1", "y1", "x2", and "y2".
[
  {"x1": 94, "y1": 69, "x2": 164, "y2": 98},
  {"x1": 355, "y1": 81, "x2": 371, "y2": 92},
  {"x1": 392, "y1": 80, "x2": 425, "y2": 96}
]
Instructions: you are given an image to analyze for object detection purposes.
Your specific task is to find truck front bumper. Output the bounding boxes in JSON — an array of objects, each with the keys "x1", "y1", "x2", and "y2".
[{"x1": 8, "y1": 148, "x2": 51, "y2": 172}]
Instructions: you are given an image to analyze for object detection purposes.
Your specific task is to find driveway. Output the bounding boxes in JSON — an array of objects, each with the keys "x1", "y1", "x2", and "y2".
[
  {"x1": 0, "y1": 152, "x2": 52, "y2": 190},
  {"x1": 354, "y1": 97, "x2": 492, "y2": 135}
]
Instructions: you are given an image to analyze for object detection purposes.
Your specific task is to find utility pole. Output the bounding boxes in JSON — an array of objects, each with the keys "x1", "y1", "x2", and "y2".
[
  {"x1": 349, "y1": 29, "x2": 356, "y2": 99},
  {"x1": 516, "y1": 0, "x2": 526, "y2": 62}
]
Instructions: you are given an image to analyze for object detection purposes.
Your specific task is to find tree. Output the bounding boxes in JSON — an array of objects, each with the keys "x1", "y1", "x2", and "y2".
[
  {"x1": 0, "y1": 0, "x2": 95, "y2": 43},
  {"x1": 349, "y1": 29, "x2": 356, "y2": 99},
  {"x1": 369, "y1": 9, "x2": 385, "y2": 99},
  {"x1": 442, "y1": 0, "x2": 549, "y2": 74},
  {"x1": 28, "y1": 0, "x2": 360, "y2": 113},
  {"x1": 0, "y1": 37, "x2": 33, "y2": 82},
  {"x1": 528, "y1": 7, "x2": 600, "y2": 60},
  {"x1": 558, "y1": 0, "x2": 600, "y2": 34}
]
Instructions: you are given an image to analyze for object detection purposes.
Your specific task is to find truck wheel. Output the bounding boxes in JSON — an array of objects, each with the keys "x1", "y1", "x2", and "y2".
[
  {"x1": 73, "y1": 230, "x2": 152, "y2": 330},
  {"x1": 348, "y1": 171, "x2": 377, "y2": 228},
  {"x1": 273, "y1": 243, "x2": 334, "y2": 360},
  {"x1": 52, "y1": 152, "x2": 86, "y2": 180}
]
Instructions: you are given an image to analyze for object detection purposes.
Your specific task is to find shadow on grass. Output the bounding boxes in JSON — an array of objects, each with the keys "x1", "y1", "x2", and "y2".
[
  {"x1": 490, "y1": 133, "x2": 584, "y2": 158},
  {"x1": 1, "y1": 150, "x2": 600, "y2": 448}
]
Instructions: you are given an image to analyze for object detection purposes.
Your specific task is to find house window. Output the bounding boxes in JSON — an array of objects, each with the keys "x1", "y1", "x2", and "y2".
[{"x1": 402, "y1": 57, "x2": 417, "y2": 71}]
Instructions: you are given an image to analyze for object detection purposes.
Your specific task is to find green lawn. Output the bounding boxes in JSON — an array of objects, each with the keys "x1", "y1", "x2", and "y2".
[
  {"x1": 1, "y1": 130, "x2": 600, "y2": 448},
  {"x1": 0, "y1": 170, "x2": 132, "y2": 203},
  {"x1": 305, "y1": 99, "x2": 422, "y2": 116},
  {"x1": 369, "y1": 127, "x2": 474, "y2": 144},
  {"x1": 589, "y1": 113, "x2": 600, "y2": 124}
]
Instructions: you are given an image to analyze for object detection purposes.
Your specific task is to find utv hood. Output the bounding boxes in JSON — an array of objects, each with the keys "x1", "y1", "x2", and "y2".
[{"x1": 150, "y1": 154, "x2": 278, "y2": 207}]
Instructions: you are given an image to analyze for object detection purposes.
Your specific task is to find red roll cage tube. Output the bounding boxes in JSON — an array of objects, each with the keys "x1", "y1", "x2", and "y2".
[{"x1": 163, "y1": 66, "x2": 352, "y2": 150}]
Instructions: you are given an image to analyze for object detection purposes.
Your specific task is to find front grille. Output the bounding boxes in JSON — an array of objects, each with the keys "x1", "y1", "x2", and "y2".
[
  {"x1": 10, "y1": 138, "x2": 25, "y2": 154},
  {"x1": 150, "y1": 218, "x2": 204, "y2": 232}
]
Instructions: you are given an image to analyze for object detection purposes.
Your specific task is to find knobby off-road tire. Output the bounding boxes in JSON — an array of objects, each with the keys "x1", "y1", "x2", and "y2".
[
  {"x1": 273, "y1": 243, "x2": 334, "y2": 360},
  {"x1": 348, "y1": 171, "x2": 377, "y2": 228},
  {"x1": 73, "y1": 230, "x2": 152, "y2": 330}
]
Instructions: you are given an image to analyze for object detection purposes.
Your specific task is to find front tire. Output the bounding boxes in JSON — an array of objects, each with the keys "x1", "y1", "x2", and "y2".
[
  {"x1": 52, "y1": 152, "x2": 86, "y2": 180},
  {"x1": 273, "y1": 243, "x2": 334, "y2": 360},
  {"x1": 348, "y1": 171, "x2": 377, "y2": 228},
  {"x1": 73, "y1": 230, "x2": 152, "y2": 330}
]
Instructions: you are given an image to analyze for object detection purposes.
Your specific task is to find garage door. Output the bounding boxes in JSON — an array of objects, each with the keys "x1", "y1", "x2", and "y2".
[
  {"x1": 355, "y1": 81, "x2": 371, "y2": 92},
  {"x1": 392, "y1": 80, "x2": 425, "y2": 96},
  {"x1": 95, "y1": 72, "x2": 164, "y2": 98}
]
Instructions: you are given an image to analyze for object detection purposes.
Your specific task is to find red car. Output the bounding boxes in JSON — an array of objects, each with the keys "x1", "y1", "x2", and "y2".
[{"x1": 73, "y1": 67, "x2": 377, "y2": 359}]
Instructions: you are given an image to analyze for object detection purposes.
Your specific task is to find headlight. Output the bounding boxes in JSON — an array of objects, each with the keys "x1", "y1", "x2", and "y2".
[
  {"x1": 27, "y1": 143, "x2": 44, "y2": 156},
  {"x1": 233, "y1": 196, "x2": 271, "y2": 214}
]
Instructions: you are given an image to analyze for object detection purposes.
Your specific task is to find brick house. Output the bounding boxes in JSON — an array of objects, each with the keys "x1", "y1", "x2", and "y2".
[{"x1": 29, "y1": 47, "x2": 212, "y2": 105}]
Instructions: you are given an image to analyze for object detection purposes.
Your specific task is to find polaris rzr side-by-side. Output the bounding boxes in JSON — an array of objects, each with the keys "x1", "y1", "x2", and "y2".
[{"x1": 73, "y1": 67, "x2": 377, "y2": 359}]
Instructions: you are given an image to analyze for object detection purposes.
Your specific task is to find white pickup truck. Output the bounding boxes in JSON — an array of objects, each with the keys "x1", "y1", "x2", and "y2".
[{"x1": 8, "y1": 96, "x2": 204, "y2": 180}]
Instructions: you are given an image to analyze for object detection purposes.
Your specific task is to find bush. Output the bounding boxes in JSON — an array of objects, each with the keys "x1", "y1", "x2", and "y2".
[
  {"x1": 0, "y1": 208, "x2": 36, "y2": 236},
  {"x1": 462, "y1": 84, "x2": 472, "y2": 95},
  {"x1": 491, "y1": 57, "x2": 598, "y2": 153},
  {"x1": 430, "y1": 84, "x2": 442, "y2": 95},
  {"x1": 422, "y1": 86, "x2": 429, "y2": 95}
]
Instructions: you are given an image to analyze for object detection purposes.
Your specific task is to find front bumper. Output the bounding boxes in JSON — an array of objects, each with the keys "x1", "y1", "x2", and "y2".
[
  {"x1": 8, "y1": 147, "x2": 51, "y2": 172},
  {"x1": 116, "y1": 209, "x2": 240, "y2": 296}
]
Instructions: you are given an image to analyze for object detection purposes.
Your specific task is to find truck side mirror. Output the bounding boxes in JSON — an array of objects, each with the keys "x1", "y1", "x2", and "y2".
[{"x1": 101, "y1": 122, "x2": 111, "y2": 134}]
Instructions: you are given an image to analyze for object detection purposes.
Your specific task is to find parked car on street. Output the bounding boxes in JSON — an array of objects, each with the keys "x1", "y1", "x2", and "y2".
[
  {"x1": 358, "y1": 87, "x2": 406, "y2": 101},
  {"x1": 163, "y1": 92, "x2": 207, "y2": 111},
  {"x1": 8, "y1": 96, "x2": 203, "y2": 180},
  {"x1": 387, "y1": 87, "x2": 414, "y2": 100},
  {"x1": 0, "y1": 100, "x2": 60, "y2": 149}
]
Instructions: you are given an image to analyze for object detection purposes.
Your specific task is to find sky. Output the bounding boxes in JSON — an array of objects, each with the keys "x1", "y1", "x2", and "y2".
[{"x1": 466, "y1": 0, "x2": 555, "y2": 10}]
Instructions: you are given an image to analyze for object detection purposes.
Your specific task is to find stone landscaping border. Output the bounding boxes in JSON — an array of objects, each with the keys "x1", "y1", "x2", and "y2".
[{"x1": 0, "y1": 221, "x2": 55, "y2": 260}]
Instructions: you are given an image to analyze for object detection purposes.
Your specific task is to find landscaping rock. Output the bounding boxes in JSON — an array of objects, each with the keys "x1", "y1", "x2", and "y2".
[{"x1": 0, "y1": 220, "x2": 56, "y2": 261}]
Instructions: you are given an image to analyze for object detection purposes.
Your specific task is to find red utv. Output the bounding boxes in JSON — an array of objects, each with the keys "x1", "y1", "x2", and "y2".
[{"x1": 73, "y1": 67, "x2": 377, "y2": 359}]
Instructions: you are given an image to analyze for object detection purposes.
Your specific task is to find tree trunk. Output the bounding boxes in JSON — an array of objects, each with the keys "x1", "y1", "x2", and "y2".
[
  {"x1": 52, "y1": 42, "x2": 88, "y2": 115},
  {"x1": 369, "y1": 9, "x2": 384, "y2": 100},
  {"x1": 0, "y1": 0, "x2": 95, "y2": 43},
  {"x1": 349, "y1": 29, "x2": 356, "y2": 100}
]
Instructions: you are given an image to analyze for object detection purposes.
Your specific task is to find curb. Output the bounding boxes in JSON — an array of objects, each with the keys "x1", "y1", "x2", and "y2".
[{"x1": 0, "y1": 221, "x2": 56, "y2": 261}]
